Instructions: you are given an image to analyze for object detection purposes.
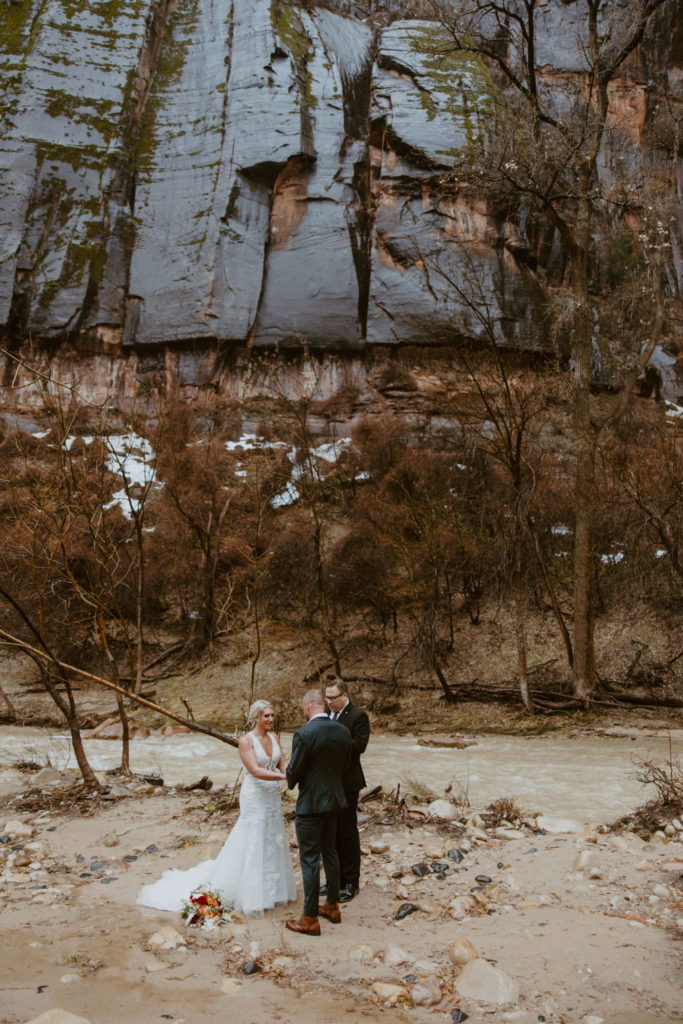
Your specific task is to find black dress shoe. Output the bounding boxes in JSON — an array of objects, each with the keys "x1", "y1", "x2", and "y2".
[{"x1": 338, "y1": 884, "x2": 358, "y2": 903}]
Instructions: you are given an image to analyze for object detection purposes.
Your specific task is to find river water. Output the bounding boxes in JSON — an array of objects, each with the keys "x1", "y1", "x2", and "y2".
[{"x1": 1, "y1": 726, "x2": 679, "y2": 824}]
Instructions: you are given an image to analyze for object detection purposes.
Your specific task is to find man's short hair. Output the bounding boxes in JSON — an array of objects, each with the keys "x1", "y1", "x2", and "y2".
[
  {"x1": 325, "y1": 678, "x2": 346, "y2": 696},
  {"x1": 302, "y1": 688, "x2": 324, "y2": 708}
]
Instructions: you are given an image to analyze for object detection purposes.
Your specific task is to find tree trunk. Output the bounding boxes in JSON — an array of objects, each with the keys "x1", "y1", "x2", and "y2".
[
  {"x1": 134, "y1": 524, "x2": 145, "y2": 695},
  {"x1": 432, "y1": 654, "x2": 458, "y2": 703},
  {"x1": 514, "y1": 581, "x2": 534, "y2": 714},
  {"x1": 98, "y1": 612, "x2": 130, "y2": 772},
  {"x1": 527, "y1": 515, "x2": 573, "y2": 669},
  {"x1": 0, "y1": 683, "x2": 17, "y2": 720},
  {"x1": 68, "y1": 723, "x2": 101, "y2": 789},
  {"x1": 570, "y1": 183, "x2": 599, "y2": 704}
]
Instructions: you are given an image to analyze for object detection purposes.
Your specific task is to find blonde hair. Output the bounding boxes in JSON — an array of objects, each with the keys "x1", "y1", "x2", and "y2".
[{"x1": 247, "y1": 699, "x2": 273, "y2": 726}]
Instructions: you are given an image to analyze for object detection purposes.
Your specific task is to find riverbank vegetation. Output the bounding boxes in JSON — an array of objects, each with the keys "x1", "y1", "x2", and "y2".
[{"x1": 0, "y1": 352, "x2": 681, "y2": 790}]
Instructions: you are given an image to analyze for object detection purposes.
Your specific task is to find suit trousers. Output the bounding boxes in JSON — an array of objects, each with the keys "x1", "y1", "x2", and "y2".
[
  {"x1": 336, "y1": 789, "x2": 361, "y2": 888},
  {"x1": 295, "y1": 811, "x2": 340, "y2": 916}
]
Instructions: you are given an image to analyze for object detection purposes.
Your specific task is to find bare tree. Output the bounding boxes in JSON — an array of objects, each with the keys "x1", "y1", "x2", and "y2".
[{"x1": 423, "y1": 0, "x2": 678, "y2": 702}]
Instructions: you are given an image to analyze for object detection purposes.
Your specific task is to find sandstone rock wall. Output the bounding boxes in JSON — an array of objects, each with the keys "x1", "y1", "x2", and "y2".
[{"x1": 0, "y1": 0, "x2": 680, "y2": 358}]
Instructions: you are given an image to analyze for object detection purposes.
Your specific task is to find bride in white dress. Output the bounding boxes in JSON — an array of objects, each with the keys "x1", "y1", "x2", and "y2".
[{"x1": 137, "y1": 700, "x2": 297, "y2": 917}]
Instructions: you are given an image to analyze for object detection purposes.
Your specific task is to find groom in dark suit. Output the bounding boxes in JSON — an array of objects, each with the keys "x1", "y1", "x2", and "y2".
[
  {"x1": 323, "y1": 678, "x2": 370, "y2": 902},
  {"x1": 285, "y1": 689, "x2": 352, "y2": 936}
]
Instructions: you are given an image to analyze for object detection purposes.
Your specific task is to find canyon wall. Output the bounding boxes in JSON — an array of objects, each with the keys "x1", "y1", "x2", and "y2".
[{"x1": 1, "y1": 0, "x2": 682, "y2": 403}]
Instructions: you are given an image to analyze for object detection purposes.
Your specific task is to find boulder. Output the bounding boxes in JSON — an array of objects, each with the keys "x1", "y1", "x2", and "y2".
[{"x1": 454, "y1": 958, "x2": 521, "y2": 1003}]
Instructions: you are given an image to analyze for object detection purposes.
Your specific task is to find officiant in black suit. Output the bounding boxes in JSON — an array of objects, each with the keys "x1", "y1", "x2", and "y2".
[
  {"x1": 285, "y1": 689, "x2": 352, "y2": 936},
  {"x1": 323, "y1": 678, "x2": 370, "y2": 903}
]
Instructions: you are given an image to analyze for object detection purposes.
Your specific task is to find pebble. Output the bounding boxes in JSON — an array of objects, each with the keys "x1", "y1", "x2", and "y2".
[
  {"x1": 148, "y1": 926, "x2": 185, "y2": 950},
  {"x1": 383, "y1": 945, "x2": 411, "y2": 966},
  {"x1": 103, "y1": 834, "x2": 119, "y2": 847},
  {"x1": 241, "y1": 960, "x2": 260, "y2": 975},
  {"x1": 495, "y1": 828, "x2": 525, "y2": 841},
  {"x1": 371, "y1": 982, "x2": 406, "y2": 1005},
  {"x1": 414, "y1": 958, "x2": 439, "y2": 973},
  {"x1": 428, "y1": 799, "x2": 460, "y2": 820},
  {"x1": 536, "y1": 816, "x2": 583, "y2": 834},
  {"x1": 449, "y1": 895, "x2": 478, "y2": 920},
  {"x1": 3, "y1": 819, "x2": 32, "y2": 838},
  {"x1": 448, "y1": 937, "x2": 478, "y2": 965},
  {"x1": 410, "y1": 975, "x2": 441, "y2": 1006},
  {"x1": 395, "y1": 903, "x2": 419, "y2": 920},
  {"x1": 271, "y1": 956, "x2": 295, "y2": 969}
]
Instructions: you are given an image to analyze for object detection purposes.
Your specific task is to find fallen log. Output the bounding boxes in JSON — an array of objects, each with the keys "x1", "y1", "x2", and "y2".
[{"x1": 0, "y1": 627, "x2": 241, "y2": 747}]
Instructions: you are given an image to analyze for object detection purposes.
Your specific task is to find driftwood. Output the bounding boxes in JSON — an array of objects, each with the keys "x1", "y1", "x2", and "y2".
[
  {"x1": 359, "y1": 784, "x2": 383, "y2": 803},
  {"x1": 183, "y1": 775, "x2": 213, "y2": 792},
  {"x1": 0, "y1": 628, "x2": 240, "y2": 747}
]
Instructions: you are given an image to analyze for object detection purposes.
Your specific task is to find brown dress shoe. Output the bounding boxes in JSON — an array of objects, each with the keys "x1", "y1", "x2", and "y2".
[
  {"x1": 285, "y1": 915, "x2": 321, "y2": 936},
  {"x1": 318, "y1": 900, "x2": 341, "y2": 923}
]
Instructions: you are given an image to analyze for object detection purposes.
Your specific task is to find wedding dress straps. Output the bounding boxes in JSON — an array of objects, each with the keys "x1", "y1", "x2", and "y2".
[{"x1": 136, "y1": 731, "x2": 296, "y2": 917}]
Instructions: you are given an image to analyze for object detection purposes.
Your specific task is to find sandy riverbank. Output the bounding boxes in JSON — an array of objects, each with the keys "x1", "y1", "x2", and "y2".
[{"x1": 1, "y1": 770, "x2": 682, "y2": 1024}]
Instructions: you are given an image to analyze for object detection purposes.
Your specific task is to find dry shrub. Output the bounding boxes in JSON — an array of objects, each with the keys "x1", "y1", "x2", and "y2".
[{"x1": 630, "y1": 752, "x2": 683, "y2": 810}]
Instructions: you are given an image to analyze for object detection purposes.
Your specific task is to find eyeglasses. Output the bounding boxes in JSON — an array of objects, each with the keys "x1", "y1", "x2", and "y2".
[{"x1": 325, "y1": 692, "x2": 345, "y2": 702}]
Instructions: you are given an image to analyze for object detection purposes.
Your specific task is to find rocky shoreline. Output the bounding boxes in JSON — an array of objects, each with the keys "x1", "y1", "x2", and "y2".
[{"x1": 1, "y1": 761, "x2": 682, "y2": 1024}]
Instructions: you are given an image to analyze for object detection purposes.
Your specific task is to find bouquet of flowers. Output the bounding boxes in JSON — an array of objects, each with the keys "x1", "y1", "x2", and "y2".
[{"x1": 181, "y1": 887, "x2": 229, "y2": 929}]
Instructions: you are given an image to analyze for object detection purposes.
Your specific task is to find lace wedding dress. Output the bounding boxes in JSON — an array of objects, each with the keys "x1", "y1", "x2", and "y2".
[{"x1": 137, "y1": 733, "x2": 297, "y2": 917}]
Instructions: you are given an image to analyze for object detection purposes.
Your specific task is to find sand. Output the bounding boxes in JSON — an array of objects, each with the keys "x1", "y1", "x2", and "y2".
[{"x1": 0, "y1": 777, "x2": 682, "y2": 1024}]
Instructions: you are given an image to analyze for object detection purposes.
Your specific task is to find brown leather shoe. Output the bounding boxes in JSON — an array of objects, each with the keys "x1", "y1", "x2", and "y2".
[
  {"x1": 318, "y1": 900, "x2": 341, "y2": 923},
  {"x1": 285, "y1": 915, "x2": 321, "y2": 936}
]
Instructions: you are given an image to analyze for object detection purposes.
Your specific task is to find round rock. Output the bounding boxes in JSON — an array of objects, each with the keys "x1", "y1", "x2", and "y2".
[{"x1": 454, "y1": 957, "x2": 521, "y2": 1003}]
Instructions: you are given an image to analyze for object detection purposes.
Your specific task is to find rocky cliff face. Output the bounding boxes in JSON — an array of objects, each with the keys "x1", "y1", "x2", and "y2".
[{"x1": 0, "y1": 0, "x2": 681, "y2": 367}]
